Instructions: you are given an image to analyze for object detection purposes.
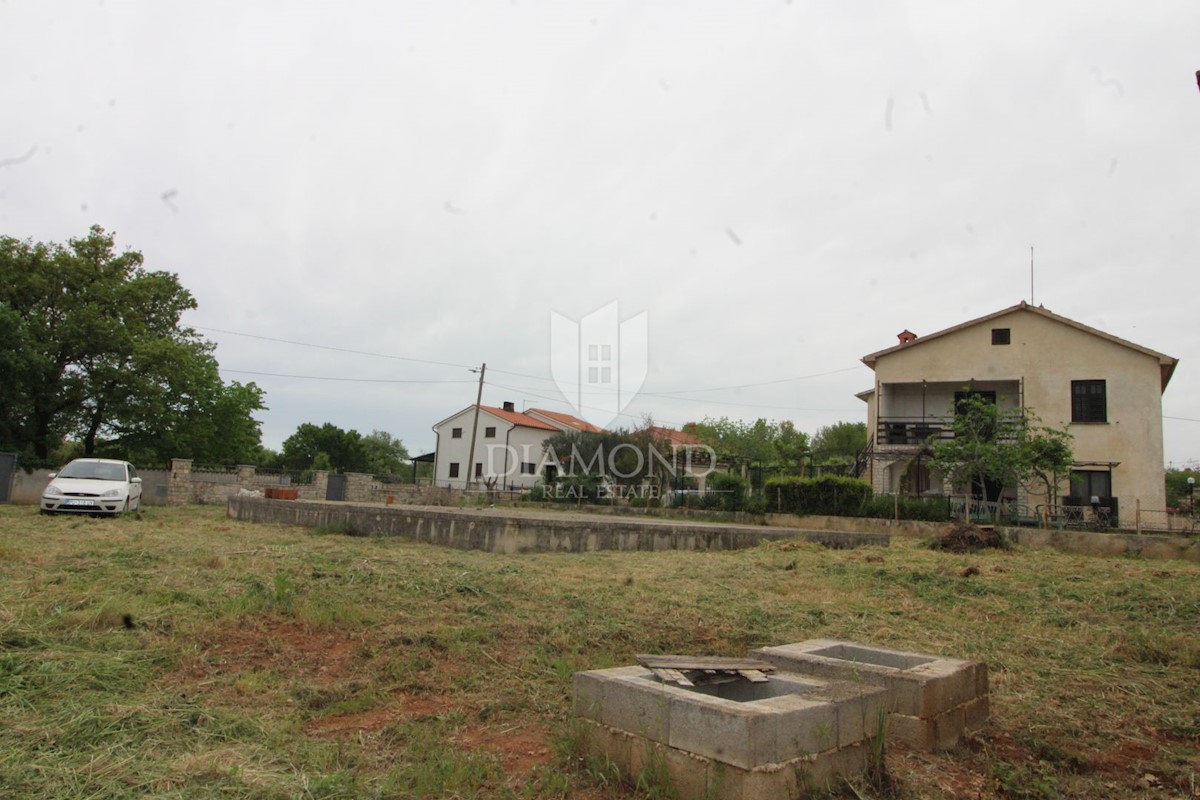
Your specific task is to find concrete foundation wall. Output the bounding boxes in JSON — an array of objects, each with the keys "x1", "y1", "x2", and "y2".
[
  {"x1": 226, "y1": 497, "x2": 889, "y2": 554},
  {"x1": 767, "y1": 514, "x2": 1200, "y2": 562},
  {"x1": 1005, "y1": 527, "x2": 1200, "y2": 562}
]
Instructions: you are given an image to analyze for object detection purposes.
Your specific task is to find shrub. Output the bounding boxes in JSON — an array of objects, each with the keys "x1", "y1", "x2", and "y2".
[
  {"x1": 708, "y1": 472, "x2": 749, "y2": 512},
  {"x1": 549, "y1": 474, "x2": 604, "y2": 503},
  {"x1": 763, "y1": 475, "x2": 873, "y2": 516},
  {"x1": 861, "y1": 494, "x2": 952, "y2": 522}
]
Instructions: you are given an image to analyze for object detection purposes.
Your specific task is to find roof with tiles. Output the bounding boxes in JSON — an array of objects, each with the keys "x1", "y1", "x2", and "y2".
[
  {"x1": 477, "y1": 405, "x2": 560, "y2": 431},
  {"x1": 525, "y1": 408, "x2": 605, "y2": 433}
]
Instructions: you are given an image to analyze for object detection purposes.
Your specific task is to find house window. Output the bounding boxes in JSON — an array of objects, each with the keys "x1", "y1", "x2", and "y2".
[
  {"x1": 484, "y1": 426, "x2": 496, "y2": 438},
  {"x1": 1070, "y1": 470, "x2": 1111, "y2": 500},
  {"x1": 587, "y1": 343, "x2": 613, "y2": 385},
  {"x1": 474, "y1": 463, "x2": 483, "y2": 478},
  {"x1": 1071, "y1": 380, "x2": 1107, "y2": 423},
  {"x1": 991, "y1": 328, "x2": 1010, "y2": 345},
  {"x1": 520, "y1": 462, "x2": 536, "y2": 475},
  {"x1": 451, "y1": 427, "x2": 463, "y2": 439},
  {"x1": 449, "y1": 463, "x2": 460, "y2": 478}
]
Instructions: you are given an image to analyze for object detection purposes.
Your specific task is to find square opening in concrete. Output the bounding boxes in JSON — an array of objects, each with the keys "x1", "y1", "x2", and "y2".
[
  {"x1": 750, "y1": 639, "x2": 990, "y2": 752},
  {"x1": 807, "y1": 643, "x2": 936, "y2": 671},
  {"x1": 637, "y1": 672, "x2": 819, "y2": 703}
]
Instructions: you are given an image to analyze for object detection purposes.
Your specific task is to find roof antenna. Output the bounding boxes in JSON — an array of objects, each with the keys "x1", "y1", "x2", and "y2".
[{"x1": 1030, "y1": 245, "x2": 1035, "y2": 305}]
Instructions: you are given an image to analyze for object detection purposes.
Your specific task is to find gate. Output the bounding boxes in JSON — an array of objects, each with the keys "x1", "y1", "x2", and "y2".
[
  {"x1": 0, "y1": 453, "x2": 15, "y2": 503},
  {"x1": 326, "y1": 473, "x2": 347, "y2": 501}
]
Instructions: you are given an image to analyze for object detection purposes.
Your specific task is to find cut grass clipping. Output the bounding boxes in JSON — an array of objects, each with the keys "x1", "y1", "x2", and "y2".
[{"x1": 0, "y1": 504, "x2": 1197, "y2": 799}]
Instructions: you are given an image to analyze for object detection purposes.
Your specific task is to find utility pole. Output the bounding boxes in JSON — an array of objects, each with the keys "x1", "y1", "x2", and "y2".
[{"x1": 465, "y1": 363, "x2": 486, "y2": 491}]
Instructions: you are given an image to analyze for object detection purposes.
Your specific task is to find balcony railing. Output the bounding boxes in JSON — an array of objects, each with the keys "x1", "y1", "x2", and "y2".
[{"x1": 876, "y1": 418, "x2": 954, "y2": 446}]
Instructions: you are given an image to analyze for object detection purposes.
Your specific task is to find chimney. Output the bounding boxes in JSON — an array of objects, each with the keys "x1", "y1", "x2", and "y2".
[
  {"x1": 897, "y1": 329, "x2": 918, "y2": 345},
  {"x1": 502, "y1": 401, "x2": 515, "y2": 412}
]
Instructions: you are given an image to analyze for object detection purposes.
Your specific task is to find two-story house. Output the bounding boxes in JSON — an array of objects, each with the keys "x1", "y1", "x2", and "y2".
[
  {"x1": 856, "y1": 301, "x2": 1177, "y2": 521},
  {"x1": 432, "y1": 402, "x2": 600, "y2": 490}
]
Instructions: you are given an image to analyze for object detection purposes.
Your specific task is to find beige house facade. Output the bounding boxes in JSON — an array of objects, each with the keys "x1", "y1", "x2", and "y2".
[{"x1": 857, "y1": 302, "x2": 1177, "y2": 521}]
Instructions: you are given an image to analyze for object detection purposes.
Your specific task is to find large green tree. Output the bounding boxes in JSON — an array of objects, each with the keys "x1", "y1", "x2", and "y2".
[
  {"x1": 929, "y1": 393, "x2": 1073, "y2": 503},
  {"x1": 361, "y1": 430, "x2": 412, "y2": 475},
  {"x1": 688, "y1": 416, "x2": 810, "y2": 475},
  {"x1": 279, "y1": 424, "x2": 410, "y2": 474},
  {"x1": 0, "y1": 226, "x2": 265, "y2": 463},
  {"x1": 810, "y1": 421, "x2": 868, "y2": 467}
]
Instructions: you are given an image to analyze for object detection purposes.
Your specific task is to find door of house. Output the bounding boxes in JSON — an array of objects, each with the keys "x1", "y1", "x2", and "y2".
[
  {"x1": 326, "y1": 473, "x2": 347, "y2": 501},
  {"x1": 0, "y1": 453, "x2": 14, "y2": 503}
]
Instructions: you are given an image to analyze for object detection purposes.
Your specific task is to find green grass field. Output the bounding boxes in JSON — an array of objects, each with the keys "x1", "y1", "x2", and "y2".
[{"x1": 0, "y1": 504, "x2": 1196, "y2": 799}]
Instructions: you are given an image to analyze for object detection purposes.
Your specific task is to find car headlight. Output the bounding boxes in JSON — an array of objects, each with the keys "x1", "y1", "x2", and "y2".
[
  {"x1": 44, "y1": 484, "x2": 63, "y2": 497},
  {"x1": 101, "y1": 488, "x2": 121, "y2": 498}
]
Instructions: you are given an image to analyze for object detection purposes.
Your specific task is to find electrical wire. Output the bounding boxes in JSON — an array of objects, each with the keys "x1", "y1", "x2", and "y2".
[
  {"x1": 196, "y1": 326, "x2": 476, "y2": 370},
  {"x1": 197, "y1": 323, "x2": 864, "y2": 402},
  {"x1": 219, "y1": 368, "x2": 474, "y2": 384}
]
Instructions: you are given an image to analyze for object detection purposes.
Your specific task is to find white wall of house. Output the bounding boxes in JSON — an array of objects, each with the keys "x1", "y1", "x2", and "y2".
[{"x1": 433, "y1": 408, "x2": 558, "y2": 490}]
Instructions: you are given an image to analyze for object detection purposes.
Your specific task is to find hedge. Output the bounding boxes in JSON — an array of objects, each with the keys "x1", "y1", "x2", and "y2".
[{"x1": 763, "y1": 475, "x2": 873, "y2": 516}]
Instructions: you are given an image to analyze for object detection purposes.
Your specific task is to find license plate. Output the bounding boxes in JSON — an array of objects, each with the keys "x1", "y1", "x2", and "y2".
[{"x1": 64, "y1": 499, "x2": 97, "y2": 507}]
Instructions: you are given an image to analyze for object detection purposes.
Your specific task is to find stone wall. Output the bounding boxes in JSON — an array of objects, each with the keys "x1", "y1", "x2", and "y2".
[
  {"x1": 226, "y1": 497, "x2": 890, "y2": 554},
  {"x1": 165, "y1": 460, "x2": 435, "y2": 506}
]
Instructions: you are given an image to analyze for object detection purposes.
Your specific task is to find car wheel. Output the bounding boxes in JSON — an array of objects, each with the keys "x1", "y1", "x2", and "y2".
[{"x1": 122, "y1": 499, "x2": 130, "y2": 514}]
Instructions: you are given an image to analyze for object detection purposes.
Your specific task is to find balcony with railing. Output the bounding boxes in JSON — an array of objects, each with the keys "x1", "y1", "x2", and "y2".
[
  {"x1": 876, "y1": 418, "x2": 954, "y2": 446},
  {"x1": 873, "y1": 379, "x2": 1022, "y2": 449}
]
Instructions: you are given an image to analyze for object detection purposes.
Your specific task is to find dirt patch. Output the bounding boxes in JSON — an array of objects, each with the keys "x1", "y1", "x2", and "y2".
[
  {"x1": 888, "y1": 743, "x2": 992, "y2": 798},
  {"x1": 304, "y1": 693, "x2": 460, "y2": 736},
  {"x1": 201, "y1": 621, "x2": 360, "y2": 683},
  {"x1": 931, "y1": 524, "x2": 1006, "y2": 553},
  {"x1": 458, "y1": 724, "x2": 553, "y2": 783}
]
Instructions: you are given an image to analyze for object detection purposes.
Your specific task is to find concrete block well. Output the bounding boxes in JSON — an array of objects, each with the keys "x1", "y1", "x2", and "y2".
[
  {"x1": 750, "y1": 639, "x2": 989, "y2": 751},
  {"x1": 574, "y1": 665, "x2": 885, "y2": 799}
]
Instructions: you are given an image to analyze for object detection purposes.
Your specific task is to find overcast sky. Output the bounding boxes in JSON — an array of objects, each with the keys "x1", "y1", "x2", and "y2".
[{"x1": 3, "y1": 1, "x2": 1198, "y2": 464}]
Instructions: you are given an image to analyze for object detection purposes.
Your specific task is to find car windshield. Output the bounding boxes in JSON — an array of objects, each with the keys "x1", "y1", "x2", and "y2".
[{"x1": 58, "y1": 461, "x2": 126, "y2": 481}]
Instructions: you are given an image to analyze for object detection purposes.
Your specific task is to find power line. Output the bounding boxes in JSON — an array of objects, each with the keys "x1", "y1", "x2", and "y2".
[
  {"x1": 485, "y1": 380, "x2": 688, "y2": 428},
  {"x1": 219, "y1": 368, "x2": 474, "y2": 385},
  {"x1": 196, "y1": 326, "x2": 475, "y2": 371},
  {"x1": 196, "y1": 323, "x2": 863, "y2": 398},
  {"x1": 648, "y1": 366, "x2": 863, "y2": 395}
]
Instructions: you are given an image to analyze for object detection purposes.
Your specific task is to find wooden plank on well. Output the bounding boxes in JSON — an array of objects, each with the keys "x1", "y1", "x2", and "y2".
[{"x1": 636, "y1": 654, "x2": 776, "y2": 673}]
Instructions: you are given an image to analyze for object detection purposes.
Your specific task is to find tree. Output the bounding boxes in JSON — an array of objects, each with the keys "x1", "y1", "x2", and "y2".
[
  {"x1": 929, "y1": 394, "x2": 1073, "y2": 503},
  {"x1": 773, "y1": 420, "x2": 810, "y2": 475},
  {"x1": 540, "y1": 420, "x2": 680, "y2": 501},
  {"x1": 810, "y1": 422, "x2": 868, "y2": 466},
  {"x1": 0, "y1": 226, "x2": 265, "y2": 463},
  {"x1": 689, "y1": 416, "x2": 810, "y2": 478},
  {"x1": 689, "y1": 417, "x2": 777, "y2": 463},
  {"x1": 361, "y1": 430, "x2": 411, "y2": 475},
  {"x1": 1164, "y1": 466, "x2": 1199, "y2": 510},
  {"x1": 280, "y1": 423, "x2": 369, "y2": 472},
  {"x1": 277, "y1": 424, "x2": 410, "y2": 474}
]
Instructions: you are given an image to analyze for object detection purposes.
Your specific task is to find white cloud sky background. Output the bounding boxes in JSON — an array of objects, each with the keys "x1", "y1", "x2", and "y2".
[{"x1": 2, "y1": 1, "x2": 1198, "y2": 463}]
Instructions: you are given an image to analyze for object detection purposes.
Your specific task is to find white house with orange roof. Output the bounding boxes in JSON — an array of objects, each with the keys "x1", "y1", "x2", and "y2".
[{"x1": 431, "y1": 402, "x2": 600, "y2": 490}]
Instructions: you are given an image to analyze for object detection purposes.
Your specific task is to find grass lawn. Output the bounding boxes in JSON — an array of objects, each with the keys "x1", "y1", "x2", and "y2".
[{"x1": 0, "y1": 504, "x2": 1196, "y2": 799}]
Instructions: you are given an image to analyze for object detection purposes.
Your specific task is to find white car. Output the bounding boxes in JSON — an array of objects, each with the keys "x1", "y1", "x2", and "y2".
[{"x1": 41, "y1": 458, "x2": 143, "y2": 515}]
